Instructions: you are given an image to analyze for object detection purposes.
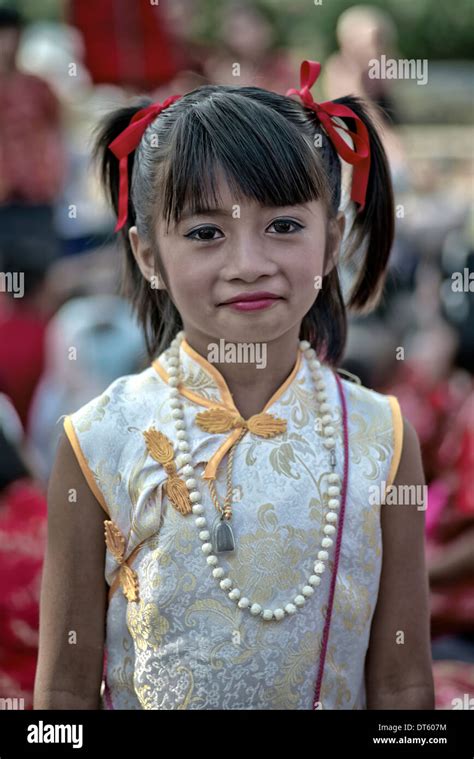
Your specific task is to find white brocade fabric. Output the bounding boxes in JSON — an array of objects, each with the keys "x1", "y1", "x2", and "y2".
[{"x1": 64, "y1": 340, "x2": 402, "y2": 710}]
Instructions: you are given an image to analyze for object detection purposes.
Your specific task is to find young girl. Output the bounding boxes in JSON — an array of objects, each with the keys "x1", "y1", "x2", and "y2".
[{"x1": 34, "y1": 61, "x2": 434, "y2": 710}]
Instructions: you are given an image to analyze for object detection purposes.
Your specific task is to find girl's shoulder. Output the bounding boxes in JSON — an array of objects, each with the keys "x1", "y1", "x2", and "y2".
[
  {"x1": 336, "y1": 368, "x2": 401, "y2": 422},
  {"x1": 64, "y1": 364, "x2": 167, "y2": 431},
  {"x1": 336, "y1": 369, "x2": 404, "y2": 485}
]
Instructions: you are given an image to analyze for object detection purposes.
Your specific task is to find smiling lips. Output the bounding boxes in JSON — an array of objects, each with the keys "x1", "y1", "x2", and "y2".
[{"x1": 218, "y1": 291, "x2": 283, "y2": 312}]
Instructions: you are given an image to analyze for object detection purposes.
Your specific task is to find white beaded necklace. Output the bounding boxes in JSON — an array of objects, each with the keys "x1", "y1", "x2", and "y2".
[{"x1": 165, "y1": 331, "x2": 342, "y2": 622}]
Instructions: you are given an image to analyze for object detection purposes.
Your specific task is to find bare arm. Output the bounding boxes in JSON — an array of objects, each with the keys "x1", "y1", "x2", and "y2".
[
  {"x1": 33, "y1": 430, "x2": 108, "y2": 709},
  {"x1": 365, "y1": 417, "x2": 435, "y2": 710}
]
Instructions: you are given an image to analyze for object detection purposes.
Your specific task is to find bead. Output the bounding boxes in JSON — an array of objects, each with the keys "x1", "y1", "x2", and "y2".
[
  {"x1": 176, "y1": 453, "x2": 191, "y2": 466},
  {"x1": 262, "y1": 609, "x2": 274, "y2": 620},
  {"x1": 220, "y1": 578, "x2": 232, "y2": 590},
  {"x1": 328, "y1": 498, "x2": 340, "y2": 509},
  {"x1": 207, "y1": 555, "x2": 218, "y2": 566},
  {"x1": 285, "y1": 603, "x2": 297, "y2": 615},
  {"x1": 320, "y1": 403, "x2": 330, "y2": 413},
  {"x1": 177, "y1": 430, "x2": 187, "y2": 440},
  {"x1": 177, "y1": 441, "x2": 190, "y2": 451},
  {"x1": 169, "y1": 377, "x2": 180, "y2": 388},
  {"x1": 274, "y1": 608, "x2": 285, "y2": 620},
  {"x1": 323, "y1": 524, "x2": 336, "y2": 535},
  {"x1": 323, "y1": 438, "x2": 335, "y2": 449},
  {"x1": 199, "y1": 530, "x2": 210, "y2": 541},
  {"x1": 318, "y1": 550, "x2": 329, "y2": 561},
  {"x1": 195, "y1": 517, "x2": 206, "y2": 528},
  {"x1": 182, "y1": 464, "x2": 194, "y2": 475},
  {"x1": 189, "y1": 491, "x2": 201, "y2": 503},
  {"x1": 185, "y1": 478, "x2": 197, "y2": 489},
  {"x1": 321, "y1": 537, "x2": 333, "y2": 548},
  {"x1": 250, "y1": 603, "x2": 262, "y2": 616},
  {"x1": 175, "y1": 420, "x2": 185, "y2": 430},
  {"x1": 328, "y1": 472, "x2": 340, "y2": 483},
  {"x1": 304, "y1": 348, "x2": 316, "y2": 359},
  {"x1": 322, "y1": 415, "x2": 333, "y2": 425},
  {"x1": 238, "y1": 597, "x2": 250, "y2": 608},
  {"x1": 294, "y1": 595, "x2": 306, "y2": 607},
  {"x1": 299, "y1": 340, "x2": 311, "y2": 351},
  {"x1": 229, "y1": 589, "x2": 241, "y2": 601},
  {"x1": 314, "y1": 561, "x2": 325, "y2": 574},
  {"x1": 326, "y1": 511, "x2": 338, "y2": 522},
  {"x1": 169, "y1": 399, "x2": 181, "y2": 408},
  {"x1": 302, "y1": 585, "x2": 314, "y2": 597},
  {"x1": 212, "y1": 567, "x2": 225, "y2": 579},
  {"x1": 192, "y1": 504, "x2": 204, "y2": 515},
  {"x1": 323, "y1": 426, "x2": 335, "y2": 437},
  {"x1": 328, "y1": 486, "x2": 340, "y2": 497},
  {"x1": 169, "y1": 387, "x2": 179, "y2": 398},
  {"x1": 316, "y1": 392, "x2": 327, "y2": 403},
  {"x1": 315, "y1": 380, "x2": 326, "y2": 391},
  {"x1": 171, "y1": 408, "x2": 184, "y2": 419},
  {"x1": 201, "y1": 543, "x2": 213, "y2": 555},
  {"x1": 309, "y1": 575, "x2": 321, "y2": 586}
]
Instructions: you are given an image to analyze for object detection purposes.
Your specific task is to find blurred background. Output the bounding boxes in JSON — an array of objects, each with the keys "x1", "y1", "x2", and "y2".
[{"x1": 0, "y1": 0, "x2": 472, "y2": 710}]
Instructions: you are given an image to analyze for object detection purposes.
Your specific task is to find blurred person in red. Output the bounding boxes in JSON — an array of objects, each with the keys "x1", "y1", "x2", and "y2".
[
  {"x1": 0, "y1": 238, "x2": 53, "y2": 431},
  {"x1": 0, "y1": 394, "x2": 47, "y2": 710},
  {"x1": 380, "y1": 321, "x2": 474, "y2": 707},
  {"x1": 0, "y1": 7, "x2": 65, "y2": 253},
  {"x1": 203, "y1": 0, "x2": 294, "y2": 92},
  {"x1": 69, "y1": 0, "x2": 194, "y2": 94}
]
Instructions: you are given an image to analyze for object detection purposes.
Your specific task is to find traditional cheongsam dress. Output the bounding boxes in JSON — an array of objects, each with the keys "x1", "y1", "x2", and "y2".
[{"x1": 63, "y1": 336, "x2": 403, "y2": 710}]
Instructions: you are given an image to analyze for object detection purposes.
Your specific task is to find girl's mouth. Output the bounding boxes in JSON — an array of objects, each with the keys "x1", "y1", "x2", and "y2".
[
  {"x1": 218, "y1": 291, "x2": 284, "y2": 312},
  {"x1": 220, "y1": 297, "x2": 282, "y2": 312}
]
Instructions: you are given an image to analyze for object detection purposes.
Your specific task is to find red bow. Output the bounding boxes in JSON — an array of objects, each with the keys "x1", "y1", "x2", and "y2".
[
  {"x1": 286, "y1": 60, "x2": 370, "y2": 212},
  {"x1": 108, "y1": 95, "x2": 181, "y2": 231}
]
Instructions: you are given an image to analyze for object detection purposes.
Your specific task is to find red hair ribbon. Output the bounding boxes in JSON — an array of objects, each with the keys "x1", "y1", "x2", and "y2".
[
  {"x1": 286, "y1": 60, "x2": 371, "y2": 212},
  {"x1": 108, "y1": 95, "x2": 181, "y2": 231}
]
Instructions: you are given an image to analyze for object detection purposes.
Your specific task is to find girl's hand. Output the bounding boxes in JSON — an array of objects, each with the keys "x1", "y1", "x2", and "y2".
[
  {"x1": 33, "y1": 432, "x2": 107, "y2": 709},
  {"x1": 365, "y1": 417, "x2": 435, "y2": 710}
]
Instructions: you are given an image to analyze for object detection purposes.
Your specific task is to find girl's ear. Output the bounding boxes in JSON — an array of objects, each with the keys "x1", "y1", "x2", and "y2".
[
  {"x1": 323, "y1": 211, "x2": 345, "y2": 277},
  {"x1": 128, "y1": 226, "x2": 165, "y2": 288}
]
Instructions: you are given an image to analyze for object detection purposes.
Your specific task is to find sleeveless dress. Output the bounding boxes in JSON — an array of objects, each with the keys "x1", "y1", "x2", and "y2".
[{"x1": 63, "y1": 337, "x2": 403, "y2": 710}]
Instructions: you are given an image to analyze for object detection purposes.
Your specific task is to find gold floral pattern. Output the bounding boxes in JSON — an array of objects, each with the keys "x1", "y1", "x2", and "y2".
[{"x1": 66, "y1": 337, "x2": 401, "y2": 709}]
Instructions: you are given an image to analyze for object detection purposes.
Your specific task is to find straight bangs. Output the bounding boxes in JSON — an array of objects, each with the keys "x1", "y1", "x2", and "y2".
[{"x1": 156, "y1": 90, "x2": 331, "y2": 230}]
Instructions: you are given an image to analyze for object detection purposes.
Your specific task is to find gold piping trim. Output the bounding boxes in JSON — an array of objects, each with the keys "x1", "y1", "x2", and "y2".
[
  {"x1": 386, "y1": 395, "x2": 404, "y2": 488},
  {"x1": 63, "y1": 416, "x2": 110, "y2": 516}
]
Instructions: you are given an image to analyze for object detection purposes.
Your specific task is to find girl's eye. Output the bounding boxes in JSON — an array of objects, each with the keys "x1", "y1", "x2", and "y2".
[
  {"x1": 185, "y1": 225, "x2": 223, "y2": 241},
  {"x1": 267, "y1": 218, "x2": 304, "y2": 234}
]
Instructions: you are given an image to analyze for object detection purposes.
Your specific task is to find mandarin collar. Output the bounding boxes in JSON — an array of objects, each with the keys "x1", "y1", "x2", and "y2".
[{"x1": 152, "y1": 337, "x2": 303, "y2": 480}]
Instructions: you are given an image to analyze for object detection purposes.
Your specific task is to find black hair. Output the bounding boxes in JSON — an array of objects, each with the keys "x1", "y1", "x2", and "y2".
[{"x1": 93, "y1": 84, "x2": 394, "y2": 365}]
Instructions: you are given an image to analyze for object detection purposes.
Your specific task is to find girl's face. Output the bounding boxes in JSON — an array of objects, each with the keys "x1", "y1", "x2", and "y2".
[{"x1": 130, "y1": 175, "x2": 344, "y2": 349}]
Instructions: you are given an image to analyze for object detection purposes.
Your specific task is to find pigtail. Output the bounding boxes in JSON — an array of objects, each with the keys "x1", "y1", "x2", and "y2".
[
  {"x1": 91, "y1": 100, "x2": 182, "y2": 358},
  {"x1": 92, "y1": 101, "x2": 152, "y2": 236},
  {"x1": 334, "y1": 96, "x2": 395, "y2": 312}
]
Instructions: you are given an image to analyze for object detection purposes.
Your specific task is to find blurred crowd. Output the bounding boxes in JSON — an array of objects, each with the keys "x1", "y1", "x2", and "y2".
[{"x1": 0, "y1": 1, "x2": 472, "y2": 710}]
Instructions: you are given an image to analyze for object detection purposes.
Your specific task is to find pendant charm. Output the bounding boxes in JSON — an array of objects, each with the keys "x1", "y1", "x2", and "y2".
[{"x1": 212, "y1": 516, "x2": 235, "y2": 553}]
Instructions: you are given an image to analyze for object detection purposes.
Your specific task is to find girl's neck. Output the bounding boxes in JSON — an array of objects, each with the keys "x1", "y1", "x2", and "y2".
[{"x1": 182, "y1": 328, "x2": 301, "y2": 419}]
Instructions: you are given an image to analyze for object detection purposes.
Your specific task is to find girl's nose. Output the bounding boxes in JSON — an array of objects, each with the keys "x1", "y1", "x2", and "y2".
[{"x1": 222, "y1": 236, "x2": 278, "y2": 281}]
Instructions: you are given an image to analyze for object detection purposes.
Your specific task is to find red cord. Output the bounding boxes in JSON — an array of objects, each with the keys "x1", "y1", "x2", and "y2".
[{"x1": 313, "y1": 371, "x2": 349, "y2": 708}]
